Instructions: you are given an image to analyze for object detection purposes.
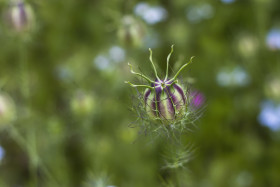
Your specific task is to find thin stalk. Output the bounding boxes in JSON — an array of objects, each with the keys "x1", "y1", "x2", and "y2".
[
  {"x1": 28, "y1": 127, "x2": 38, "y2": 187},
  {"x1": 125, "y1": 81, "x2": 153, "y2": 89},
  {"x1": 8, "y1": 125, "x2": 59, "y2": 185},
  {"x1": 127, "y1": 63, "x2": 155, "y2": 83},
  {"x1": 149, "y1": 48, "x2": 160, "y2": 81},
  {"x1": 165, "y1": 45, "x2": 174, "y2": 81},
  {"x1": 153, "y1": 86, "x2": 160, "y2": 118},
  {"x1": 8, "y1": 125, "x2": 28, "y2": 151},
  {"x1": 170, "y1": 56, "x2": 195, "y2": 81},
  {"x1": 19, "y1": 41, "x2": 38, "y2": 187}
]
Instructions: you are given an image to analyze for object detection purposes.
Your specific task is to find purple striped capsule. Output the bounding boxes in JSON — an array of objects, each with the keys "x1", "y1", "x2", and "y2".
[
  {"x1": 5, "y1": 0, "x2": 34, "y2": 33},
  {"x1": 144, "y1": 80, "x2": 186, "y2": 120}
]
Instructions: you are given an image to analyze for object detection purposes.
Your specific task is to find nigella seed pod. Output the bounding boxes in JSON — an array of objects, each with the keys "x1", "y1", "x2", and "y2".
[
  {"x1": 125, "y1": 45, "x2": 194, "y2": 121},
  {"x1": 144, "y1": 80, "x2": 186, "y2": 120}
]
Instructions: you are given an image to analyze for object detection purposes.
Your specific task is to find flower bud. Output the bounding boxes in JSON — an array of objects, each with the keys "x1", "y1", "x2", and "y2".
[
  {"x1": 70, "y1": 91, "x2": 95, "y2": 117},
  {"x1": 5, "y1": 0, "x2": 35, "y2": 33},
  {"x1": 125, "y1": 45, "x2": 194, "y2": 121},
  {"x1": 0, "y1": 93, "x2": 16, "y2": 128},
  {"x1": 264, "y1": 77, "x2": 280, "y2": 101},
  {"x1": 117, "y1": 15, "x2": 146, "y2": 47},
  {"x1": 144, "y1": 80, "x2": 186, "y2": 120}
]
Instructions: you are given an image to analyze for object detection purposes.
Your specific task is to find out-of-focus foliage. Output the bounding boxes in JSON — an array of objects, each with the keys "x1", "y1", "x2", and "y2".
[{"x1": 0, "y1": 0, "x2": 280, "y2": 186}]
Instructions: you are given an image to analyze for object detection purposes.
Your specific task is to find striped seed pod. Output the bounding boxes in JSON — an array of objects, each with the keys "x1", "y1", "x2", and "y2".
[
  {"x1": 5, "y1": 0, "x2": 35, "y2": 33},
  {"x1": 125, "y1": 45, "x2": 194, "y2": 121},
  {"x1": 144, "y1": 80, "x2": 186, "y2": 120}
]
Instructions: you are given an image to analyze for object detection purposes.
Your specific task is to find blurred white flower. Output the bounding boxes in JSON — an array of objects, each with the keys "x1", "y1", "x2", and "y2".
[
  {"x1": 83, "y1": 172, "x2": 115, "y2": 187},
  {"x1": 134, "y1": 2, "x2": 167, "y2": 24},
  {"x1": 134, "y1": 2, "x2": 149, "y2": 16},
  {"x1": 143, "y1": 32, "x2": 160, "y2": 48},
  {"x1": 94, "y1": 55, "x2": 111, "y2": 71},
  {"x1": 186, "y1": 4, "x2": 214, "y2": 23},
  {"x1": 235, "y1": 171, "x2": 253, "y2": 187},
  {"x1": 232, "y1": 67, "x2": 249, "y2": 86},
  {"x1": 94, "y1": 46, "x2": 126, "y2": 71},
  {"x1": 55, "y1": 66, "x2": 73, "y2": 82},
  {"x1": 258, "y1": 100, "x2": 280, "y2": 131},
  {"x1": 109, "y1": 46, "x2": 125, "y2": 63},
  {"x1": 216, "y1": 66, "x2": 250, "y2": 87}
]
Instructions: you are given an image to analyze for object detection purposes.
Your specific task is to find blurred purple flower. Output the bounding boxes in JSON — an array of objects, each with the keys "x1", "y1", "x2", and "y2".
[
  {"x1": 190, "y1": 90, "x2": 205, "y2": 110},
  {"x1": 216, "y1": 66, "x2": 250, "y2": 87},
  {"x1": 0, "y1": 146, "x2": 5, "y2": 162},
  {"x1": 221, "y1": 0, "x2": 235, "y2": 4},
  {"x1": 266, "y1": 29, "x2": 280, "y2": 50},
  {"x1": 258, "y1": 100, "x2": 280, "y2": 131}
]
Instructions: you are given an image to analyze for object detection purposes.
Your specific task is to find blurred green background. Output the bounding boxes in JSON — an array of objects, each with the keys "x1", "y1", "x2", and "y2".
[{"x1": 1, "y1": 0, "x2": 280, "y2": 186}]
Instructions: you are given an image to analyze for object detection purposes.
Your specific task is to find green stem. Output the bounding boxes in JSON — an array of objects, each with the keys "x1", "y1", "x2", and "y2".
[
  {"x1": 19, "y1": 42, "x2": 38, "y2": 187},
  {"x1": 170, "y1": 56, "x2": 194, "y2": 81},
  {"x1": 8, "y1": 125, "x2": 59, "y2": 186},
  {"x1": 8, "y1": 125, "x2": 28, "y2": 150},
  {"x1": 149, "y1": 48, "x2": 160, "y2": 81},
  {"x1": 28, "y1": 127, "x2": 38, "y2": 187},
  {"x1": 19, "y1": 43, "x2": 29, "y2": 99},
  {"x1": 165, "y1": 45, "x2": 174, "y2": 81}
]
